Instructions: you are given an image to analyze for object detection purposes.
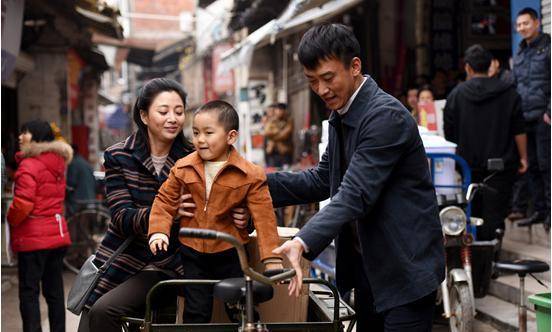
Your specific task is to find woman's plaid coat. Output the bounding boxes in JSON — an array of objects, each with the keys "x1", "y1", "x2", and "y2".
[{"x1": 85, "y1": 132, "x2": 192, "y2": 308}]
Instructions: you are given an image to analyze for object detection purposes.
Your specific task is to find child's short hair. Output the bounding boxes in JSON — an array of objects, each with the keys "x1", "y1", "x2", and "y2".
[{"x1": 194, "y1": 100, "x2": 239, "y2": 132}]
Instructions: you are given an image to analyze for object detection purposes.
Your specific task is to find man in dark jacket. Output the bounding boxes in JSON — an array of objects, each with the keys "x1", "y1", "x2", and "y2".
[
  {"x1": 512, "y1": 7, "x2": 551, "y2": 227},
  {"x1": 65, "y1": 144, "x2": 96, "y2": 216},
  {"x1": 444, "y1": 44, "x2": 528, "y2": 240},
  {"x1": 270, "y1": 24, "x2": 444, "y2": 331}
]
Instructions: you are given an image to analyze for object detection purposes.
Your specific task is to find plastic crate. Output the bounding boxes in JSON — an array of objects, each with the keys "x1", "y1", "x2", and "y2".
[{"x1": 528, "y1": 293, "x2": 551, "y2": 332}]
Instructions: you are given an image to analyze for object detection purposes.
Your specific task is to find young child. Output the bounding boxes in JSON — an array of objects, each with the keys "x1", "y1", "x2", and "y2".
[{"x1": 148, "y1": 100, "x2": 283, "y2": 323}]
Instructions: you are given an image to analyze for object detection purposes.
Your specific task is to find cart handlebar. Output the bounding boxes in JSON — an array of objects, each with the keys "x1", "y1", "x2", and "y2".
[{"x1": 178, "y1": 228, "x2": 296, "y2": 285}]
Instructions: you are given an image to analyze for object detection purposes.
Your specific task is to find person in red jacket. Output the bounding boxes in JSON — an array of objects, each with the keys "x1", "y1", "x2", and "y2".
[{"x1": 7, "y1": 120, "x2": 73, "y2": 332}]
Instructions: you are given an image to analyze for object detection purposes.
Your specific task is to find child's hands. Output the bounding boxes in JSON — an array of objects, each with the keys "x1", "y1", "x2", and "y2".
[{"x1": 149, "y1": 234, "x2": 169, "y2": 255}]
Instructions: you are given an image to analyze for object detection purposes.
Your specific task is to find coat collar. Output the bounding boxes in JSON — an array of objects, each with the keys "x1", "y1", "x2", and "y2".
[
  {"x1": 17, "y1": 140, "x2": 73, "y2": 164},
  {"x1": 518, "y1": 32, "x2": 548, "y2": 51},
  {"x1": 125, "y1": 132, "x2": 192, "y2": 181},
  {"x1": 328, "y1": 75, "x2": 378, "y2": 129},
  {"x1": 177, "y1": 145, "x2": 248, "y2": 176}
]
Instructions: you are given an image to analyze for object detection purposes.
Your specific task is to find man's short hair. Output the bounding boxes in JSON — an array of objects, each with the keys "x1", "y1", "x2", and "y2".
[
  {"x1": 517, "y1": 7, "x2": 539, "y2": 20},
  {"x1": 464, "y1": 44, "x2": 492, "y2": 74},
  {"x1": 298, "y1": 23, "x2": 361, "y2": 70},
  {"x1": 194, "y1": 100, "x2": 239, "y2": 131},
  {"x1": 406, "y1": 86, "x2": 418, "y2": 94}
]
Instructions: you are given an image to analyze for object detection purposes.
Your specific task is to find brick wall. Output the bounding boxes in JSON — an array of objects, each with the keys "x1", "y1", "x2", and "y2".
[
  {"x1": 130, "y1": 0, "x2": 194, "y2": 39},
  {"x1": 17, "y1": 52, "x2": 67, "y2": 136}
]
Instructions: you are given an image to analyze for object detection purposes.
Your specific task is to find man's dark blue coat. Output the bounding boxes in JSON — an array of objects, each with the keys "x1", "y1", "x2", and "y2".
[
  {"x1": 513, "y1": 33, "x2": 551, "y2": 123},
  {"x1": 267, "y1": 76, "x2": 445, "y2": 312}
]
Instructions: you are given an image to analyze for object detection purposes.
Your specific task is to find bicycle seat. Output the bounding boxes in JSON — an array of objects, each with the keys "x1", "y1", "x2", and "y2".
[
  {"x1": 494, "y1": 260, "x2": 550, "y2": 276},
  {"x1": 213, "y1": 278, "x2": 273, "y2": 304}
]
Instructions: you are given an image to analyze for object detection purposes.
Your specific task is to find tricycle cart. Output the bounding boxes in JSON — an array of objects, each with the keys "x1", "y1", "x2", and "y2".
[{"x1": 121, "y1": 228, "x2": 356, "y2": 332}]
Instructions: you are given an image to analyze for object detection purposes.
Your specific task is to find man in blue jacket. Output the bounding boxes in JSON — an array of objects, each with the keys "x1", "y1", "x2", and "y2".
[
  {"x1": 512, "y1": 7, "x2": 551, "y2": 228},
  {"x1": 270, "y1": 24, "x2": 444, "y2": 331}
]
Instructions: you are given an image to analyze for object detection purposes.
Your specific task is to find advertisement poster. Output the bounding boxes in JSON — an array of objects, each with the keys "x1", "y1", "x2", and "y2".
[{"x1": 418, "y1": 101, "x2": 437, "y2": 132}]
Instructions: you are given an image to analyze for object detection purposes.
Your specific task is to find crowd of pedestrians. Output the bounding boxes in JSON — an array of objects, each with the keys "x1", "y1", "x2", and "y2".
[{"x1": 400, "y1": 7, "x2": 550, "y2": 237}]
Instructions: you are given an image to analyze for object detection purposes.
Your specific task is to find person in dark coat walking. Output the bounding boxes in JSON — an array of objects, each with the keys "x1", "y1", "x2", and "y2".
[
  {"x1": 7, "y1": 120, "x2": 73, "y2": 332},
  {"x1": 444, "y1": 44, "x2": 527, "y2": 241},
  {"x1": 512, "y1": 7, "x2": 551, "y2": 227},
  {"x1": 270, "y1": 24, "x2": 445, "y2": 331},
  {"x1": 65, "y1": 144, "x2": 96, "y2": 216}
]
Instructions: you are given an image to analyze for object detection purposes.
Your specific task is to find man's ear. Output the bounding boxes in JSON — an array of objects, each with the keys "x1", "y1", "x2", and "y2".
[
  {"x1": 140, "y1": 110, "x2": 149, "y2": 126},
  {"x1": 350, "y1": 57, "x2": 362, "y2": 76},
  {"x1": 227, "y1": 129, "x2": 239, "y2": 145},
  {"x1": 464, "y1": 63, "x2": 473, "y2": 78}
]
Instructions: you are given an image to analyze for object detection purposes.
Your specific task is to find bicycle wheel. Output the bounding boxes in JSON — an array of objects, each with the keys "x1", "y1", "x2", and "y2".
[{"x1": 64, "y1": 207, "x2": 110, "y2": 273}]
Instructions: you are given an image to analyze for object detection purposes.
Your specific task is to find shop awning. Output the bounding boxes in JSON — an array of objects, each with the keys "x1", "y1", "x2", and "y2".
[
  {"x1": 75, "y1": 2, "x2": 123, "y2": 39},
  {"x1": 217, "y1": 19, "x2": 278, "y2": 74},
  {"x1": 218, "y1": 0, "x2": 362, "y2": 75},
  {"x1": 276, "y1": 0, "x2": 362, "y2": 39}
]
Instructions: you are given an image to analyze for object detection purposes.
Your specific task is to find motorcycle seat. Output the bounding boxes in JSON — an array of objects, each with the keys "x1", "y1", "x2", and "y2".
[
  {"x1": 213, "y1": 278, "x2": 274, "y2": 305},
  {"x1": 494, "y1": 260, "x2": 550, "y2": 277}
]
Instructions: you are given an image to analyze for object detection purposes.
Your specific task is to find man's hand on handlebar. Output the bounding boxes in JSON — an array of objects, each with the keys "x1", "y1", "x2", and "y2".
[
  {"x1": 272, "y1": 239, "x2": 304, "y2": 297},
  {"x1": 177, "y1": 194, "x2": 251, "y2": 229}
]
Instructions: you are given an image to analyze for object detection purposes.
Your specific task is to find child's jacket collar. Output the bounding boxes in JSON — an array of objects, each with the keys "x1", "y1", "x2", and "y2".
[{"x1": 176, "y1": 145, "x2": 249, "y2": 175}]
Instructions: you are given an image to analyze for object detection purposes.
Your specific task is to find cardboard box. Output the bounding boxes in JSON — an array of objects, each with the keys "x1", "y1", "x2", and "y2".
[{"x1": 211, "y1": 227, "x2": 310, "y2": 323}]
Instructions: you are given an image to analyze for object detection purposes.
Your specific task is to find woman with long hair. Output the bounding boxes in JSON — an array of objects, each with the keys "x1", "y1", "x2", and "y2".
[{"x1": 78, "y1": 78, "x2": 248, "y2": 331}]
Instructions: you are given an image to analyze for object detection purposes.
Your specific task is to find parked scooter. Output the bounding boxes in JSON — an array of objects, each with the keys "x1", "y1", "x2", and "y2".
[
  {"x1": 438, "y1": 206, "x2": 480, "y2": 332},
  {"x1": 429, "y1": 154, "x2": 503, "y2": 332}
]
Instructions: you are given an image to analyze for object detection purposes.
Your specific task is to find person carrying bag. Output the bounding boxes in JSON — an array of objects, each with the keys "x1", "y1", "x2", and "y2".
[{"x1": 67, "y1": 236, "x2": 134, "y2": 315}]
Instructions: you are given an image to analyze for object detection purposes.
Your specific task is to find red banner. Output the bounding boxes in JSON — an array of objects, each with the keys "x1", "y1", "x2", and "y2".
[{"x1": 67, "y1": 49, "x2": 85, "y2": 112}]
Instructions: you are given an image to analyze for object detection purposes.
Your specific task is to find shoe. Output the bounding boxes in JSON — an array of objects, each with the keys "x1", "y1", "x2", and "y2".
[
  {"x1": 517, "y1": 212, "x2": 545, "y2": 227},
  {"x1": 507, "y1": 211, "x2": 525, "y2": 221}
]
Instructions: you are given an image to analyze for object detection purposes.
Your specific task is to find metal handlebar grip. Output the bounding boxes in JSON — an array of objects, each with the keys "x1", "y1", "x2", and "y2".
[
  {"x1": 263, "y1": 268, "x2": 296, "y2": 283},
  {"x1": 179, "y1": 227, "x2": 219, "y2": 239},
  {"x1": 269, "y1": 268, "x2": 296, "y2": 283}
]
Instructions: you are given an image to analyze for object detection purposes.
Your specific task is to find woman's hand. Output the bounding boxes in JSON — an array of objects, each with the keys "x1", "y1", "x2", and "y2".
[
  {"x1": 231, "y1": 206, "x2": 250, "y2": 229},
  {"x1": 177, "y1": 193, "x2": 196, "y2": 218},
  {"x1": 177, "y1": 194, "x2": 250, "y2": 230}
]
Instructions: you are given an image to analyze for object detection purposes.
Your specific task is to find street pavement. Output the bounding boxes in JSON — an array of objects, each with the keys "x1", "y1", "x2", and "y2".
[
  {"x1": 1, "y1": 266, "x2": 499, "y2": 332},
  {"x1": 1, "y1": 267, "x2": 79, "y2": 332}
]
